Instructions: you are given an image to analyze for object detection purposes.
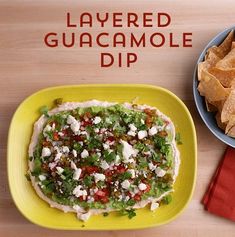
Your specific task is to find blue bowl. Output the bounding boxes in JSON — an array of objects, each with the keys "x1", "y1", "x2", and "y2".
[{"x1": 193, "y1": 26, "x2": 235, "y2": 148}]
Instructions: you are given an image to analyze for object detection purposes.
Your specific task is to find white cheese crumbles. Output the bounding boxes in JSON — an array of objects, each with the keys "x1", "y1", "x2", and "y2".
[
  {"x1": 41, "y1": 147, "x2": 51, "y2": 157},
  {"x1": 93, "y1": 173, "x2": 106, "y2": 183},
  {"x1": 138, "y1": 130, "x2": 148, "y2": 139},
  {"x1": 73, "y1": 185, "x2": 88, "y2": 198},
  {"x1": 28, "y1": 100, "x2": 180, "y2": 222},
  {"x1": 81, "y1": 149, "x2": 89, "y2": 158},
  {"x1": 120, "y1": 140, "x2": 138, "y2": 163}
]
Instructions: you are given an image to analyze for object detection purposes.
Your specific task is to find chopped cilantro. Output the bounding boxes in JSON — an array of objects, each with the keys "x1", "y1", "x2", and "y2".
[
  {"x1": 175, "y1": 132, "x2": 182, "y2": 145},
  {"x1": 120, "y1": 208, "x2": 136, "y2": 219},
  {"x1": 25, "y1": 173, "x2": 31, "y2": 181},
  {"x1": 84, "y1": 175, "x2": 93, "y2": 187},
  {"x1": 103, "y1": 151, "x2": 116, "y2": 162},
  {"x1": 103, "y1": 212, "x2": 109, "y2": 217},
  {"x1": 162, "y1": 195, "x2": 172, "y2": 205},
  {"x1": 119, "y1": 171, "x2": 132, "y2": 180},
  {"x1": 39, "y1": 105, "x2": 49, "y2": 117},
  {"x1": 54, "y1": 98, "x2": 63, "y2": 106}
]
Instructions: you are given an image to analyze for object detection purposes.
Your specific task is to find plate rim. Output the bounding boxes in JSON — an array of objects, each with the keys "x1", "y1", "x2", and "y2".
[{"x1": 8, "y1": 84, "x2": 197, "y2": 230}]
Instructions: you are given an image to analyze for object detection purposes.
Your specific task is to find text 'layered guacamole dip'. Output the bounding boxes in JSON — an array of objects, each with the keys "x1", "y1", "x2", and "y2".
[{"x1": 27, "y1": 100, "x2": 180, "y2": 221}]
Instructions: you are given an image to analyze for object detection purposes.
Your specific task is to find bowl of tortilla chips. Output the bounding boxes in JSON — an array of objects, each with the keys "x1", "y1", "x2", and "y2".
[{"x1": 193, "y1": 26, "x2": 235, "y2": 147}]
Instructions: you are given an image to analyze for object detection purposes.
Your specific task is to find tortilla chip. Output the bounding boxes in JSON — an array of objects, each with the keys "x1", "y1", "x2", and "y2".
[
  {"x1": 231, "y1": 41, "x2": 235, "y2": 49},
  {"x1": 198, "y1": 51, "x2": 221, "y2": 81},
  {"x1": 210, "y1": 100, "x2": 225, "y2": 113},
  {"x1": 215, "y1": 112, "x2": 227, "y2": 131},
  {"x1": 208, "y1": 67, "x2": 235, "y2": 87},
  {"x1": 230, "y1": 79, "x2": 235, "y2": 88},
  {"x1": 205, "y1": 100, "x2": 218, "y2": 112},
  {"x1": 208, "y1": 30, "x2": 234, "y2": 59},
  {"x1": 227, "y1": 126, "x2": 235, "y2": 138},
  {"x1": 225, "y1": 115, "x2": 235, "y2": 134},
  {"x1": 198, "y1": 70, "x2": 229, "y2": 102},
  {"x1": 216, "y1": 48, "x2": 235, "y2": 69},
  {"x1": 221, "y1": 89, "x2": 235, "y2": 123}
]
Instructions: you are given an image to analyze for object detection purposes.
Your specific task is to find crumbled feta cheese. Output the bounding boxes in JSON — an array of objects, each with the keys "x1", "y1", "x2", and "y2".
[
  {"x1": 51, "y1": 123, "x2": 56, "y2": 130},
  {"x1": 93, "y1": 173, "x2": 106, "y2": 183},
  {"x1": 121, "y1": 140, "x2": 138, "y2": 163},
  {"x1": 128, "y1": 169, "x2": 135, "y2": 178},
  {"x1": 43, "y1": 124, "x2": 52, "y2": 133},
  {"x1": 56, "y1": 166, "x2": 64, "y2": 174},
  {"x1": 115, "y1": 155, "x2": 121, "y2": 164},
  {"x1": 155, "y1": 167, "x2": 166, "y2": 177},
  {"x1": 97, "y1": 152, "x2": 101, "y2": 157},
  {"x1": 129, "y1": 123, "x2": 137, "y2": 131},
  {"x1": 144, "y1": 151, "x2": 151, "y2": 156},
  {"x1": 41, "y1": 147, "x2": 51, "y2": 157},
  {"x1": 100, "y1": 160, "x2": 109, "y2": 170},
  {"x1": 81, "y1": 149, "x2": 89, "y2": 158},
  {"x1": 103, "y1": 143, "x2": 110, "y2": 150},
  {"x1": 148, "y1": 126, "x2": 158, "y2": 136},
  {"x1": 62, "y1": 146, "x2": 70, "y2": 153},
  {"x1": 121, "y1": 180, "x2": 130, "y2": 189},
  {"x1": 73, "y1": 185, "x2": 87, "y2": 198},
  {"x1": 49, "y1": 162, "x2": 57, "y2": 170},
  {"x1": 70, "y1": 121, "x2": 80, "y2": 134},
  {"x1": 87, "y1": 197, "x2": 95, "y2": 203},
  {"x1": 80, "y1": 131, "x2": 88, "y2": 136},
  {"x1": 73, "y1": 168, "x2": 82, "y2": 180},
  {"x1": 94, "y1": 128, "x2": 99, "y2": 133},
  {"x1": 138, "y1": 183, "x2": 147, "y2": 191},
  {"x1": 38, "y1": 175, "x2": 46, "y2": 181},
  {"x1": 100, "y1": 128, "x2": 106, "y2": 133},
  {"x1": 67, "y1": 115, "x2": 77, "y2": 124},
  {"x1": 150, "y1": 202, "x2": 159, "y2": 211},
  {"x1": 127, "y1": 130, "x2": 136, "y2": 136},
  {"x1": 72, "y1": 149, "x2": 77, "y2": 158},
  {"x1": 54, "y1": 152, "x2": 62, "y2": 161},
  {"x1": 93, "y1": 116, "x2": 102, "y2": 124},
  {"x1": 73, "y1": 205, "x2": 84, "y2": 212},
  {"x1": 138, "y1": 130, "x2": 148, "y2": 139},
  {"x1": 125, "y1": 196, "x2": 130, "y2": 201},
  {"x1": 79, "y1": 212, "x2": 91, "y2": 221},
  {"x1": 148, "y1": 162, "x2": 156, "y2": 171},
  {"x1": 58, "y1": 132, "x2": 64, "y2": 136},
  {"x1": 70, "y1": 161, "x2": 77, "y2": 170}
]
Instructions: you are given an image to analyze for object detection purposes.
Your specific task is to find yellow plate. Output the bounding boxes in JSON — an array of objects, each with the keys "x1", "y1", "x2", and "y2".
[{"x1": 8, "y1": 84, "x2": 197, "y2": 230}]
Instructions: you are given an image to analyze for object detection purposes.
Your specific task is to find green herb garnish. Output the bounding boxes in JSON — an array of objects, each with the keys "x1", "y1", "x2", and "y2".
[
  {"x1": 175, "y1": 132, "x2": 182, "y2": 145},
  {"x1": 40, "y1": 105, "x2": 49, "y2": 117}
]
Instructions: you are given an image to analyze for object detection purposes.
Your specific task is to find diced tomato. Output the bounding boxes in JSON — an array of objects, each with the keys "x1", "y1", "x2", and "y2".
[
  {"x1": 79, "y1": 196, "x2": 87, "y2": 201},
  {"x1": 144, "y1": 108, "x2": 152, "y2": 115},
  {"x1": 115, "y1": 165, "x2": 127, "y2": 174},
  {"x1": 146, "y1": 116, "x2": 152, "y2": 127},
  {"x1": 82, "y1": 120, "x2": 92, "y2": 126},
  {"x1": 84, "y1": 112, "x2": 92, "y2": 119},
  {"x1": 73, "y1": 135, "x2": 84, "y2": 141},
  {"x1": 94, "y1": 188, "x2": 109, "y2": 203},
  {"x1": 100, "y1": 196, "x2": 109, "y2": 203},
  {"x1": 133, "y1": 194, "x2": 141, "y2": 201},
  {"x1": 61, "y1": 129, "x2": 68, "y2": 135},
  {"x1": 53, "y1": 132, "x2": 59, "y2": 141},
  {"x1": 107, "y1": 136, "x2": 115, "y2": 142},
  {"x1": 42, "y1": 140, "x2": 51, "y2": 146},
  {"x1": 144, "y1": 184, "x2": 151, "y2": 193},
  {"x1": 104, "y1": 169, "x2": 113, "y2": 176},
  {"x1": 86, "y1": 166, "x2": 99, "y2": 174}
]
